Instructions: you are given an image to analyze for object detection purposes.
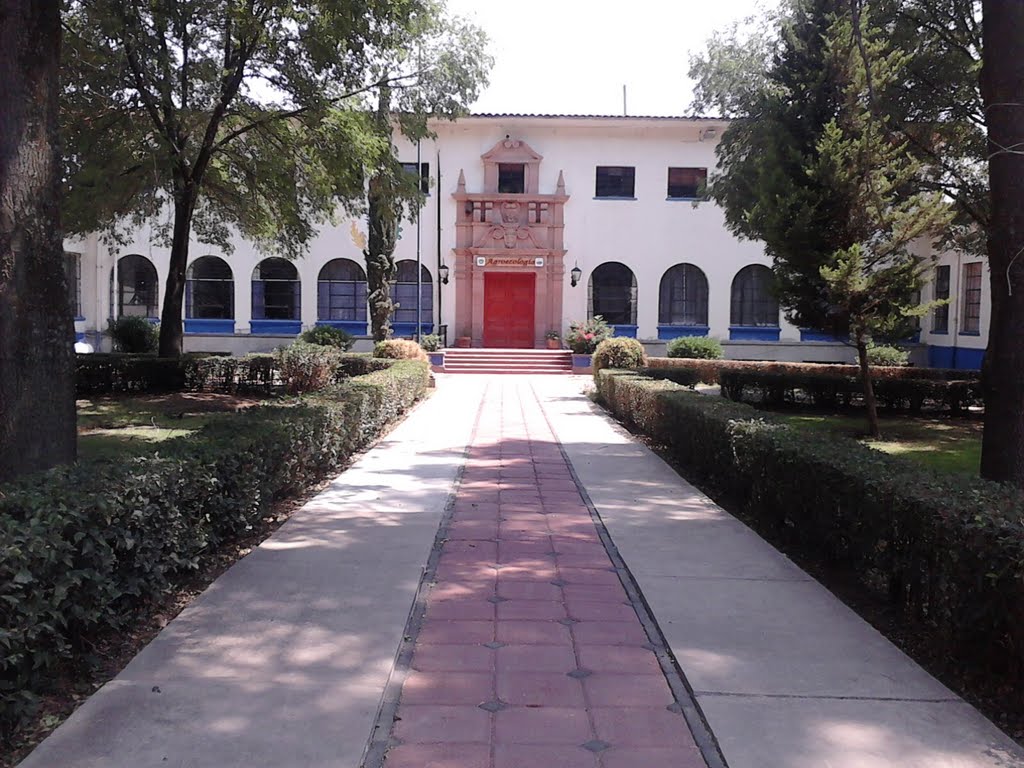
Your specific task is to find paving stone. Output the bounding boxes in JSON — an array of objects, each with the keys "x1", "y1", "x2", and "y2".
[
  {"x1": 382, "y1": 743, "x2": 490, "y2": 768},
  {"x1": 583, "y1": 674, "x2": 675, "y2": 708},
  {"x1": 590, "y1": 707, "x2": 698, "y2": 748},
  {"x1": 400, "y1": 671, "x2": 495, "y2": 705},
  {"x1": 392, "y1": 705, "x2": 491, "y2": 743},
  {"x1": 576, "y1": 645, "x2": 663, "y2": 676},
  {"x1": 495, "y1": 644, "x2": 577, "y2": 673},
  {"x1": 493, "y1": 707, "x2": 593, "y2": 744},
  {"x1": 496, "y1": 600, "x2": 567, "y2": 621},
  {"x1": 493, "y1": 744, "x2": 600, "y2": 768},
  {"x1": 497, "y1": 671, "x2": 587, "y2": 707},
  {"x1": 411, "y1": 644, "x2": 494, "y2": 673},
  {"x1": 417, "y1": 620, "x2": 494, "y2": 645},
  {"x1": 496, "y1": 620, "x2": 573, "y2": 646}
]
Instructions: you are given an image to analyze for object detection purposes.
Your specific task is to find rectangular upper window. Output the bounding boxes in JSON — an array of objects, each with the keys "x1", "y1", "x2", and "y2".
[
  {"x1": 400, "y1": 162, "x2": 430, "y2": 194},
  {"x1": 498, "y1": 163, "x2": 525, "y2": 194},
  {"x1": 932, "y1": 264, "x2": 950, "y2": 333},
  {"x1": 961, "y1": 262, "x2": 983, "y2": 334},
  {"x1": 667, "y1": 167, "x2": 707, "y2": 199},
  {"x1": 595, "y1": 166, "x2": 635, "y2": 198}
]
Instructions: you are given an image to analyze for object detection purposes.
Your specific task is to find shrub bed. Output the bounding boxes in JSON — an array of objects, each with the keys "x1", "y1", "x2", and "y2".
[
  {"x1": 596, "y1": 369, "x2": 1024, "y2": 697},
  {"x1": 0, "y1": 360, "x2": 430, "y2": 738},
  {"x1": 76, "y1": 351, "x2": 386, "y2": 397},
  {"x1": 644, "y1": 357, "x2": 982, "y2": 412}
]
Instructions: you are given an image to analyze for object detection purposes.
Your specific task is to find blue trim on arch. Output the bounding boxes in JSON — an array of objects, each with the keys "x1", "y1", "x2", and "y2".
[
  {"x1": 185, "y1": 319, "x2": 235, "y2": 335},
  {"x1": 927, "y1": 345, "x2": 984, "y2": 370},
  {"x1": 75, "y1": 332, "x2": 85, "y2": 343},
  {"x1": 315, "y1": 320, "x2": 367, "y2": 335},
  {"x1": 730, "y1": 326, "x2": 781, "y2": 342},
  {"x1": 657, "y1": 325, "x2": 709, "y2": 340},
  {"x1": 251, "y1": 319, "x2": 301, "y2": 335},
  {"x1": 611, "y1": 324, "x2": 638, "y2": 338},
  {"x1": 391, "y1": 322, "x2": 434, "y2": 337}
]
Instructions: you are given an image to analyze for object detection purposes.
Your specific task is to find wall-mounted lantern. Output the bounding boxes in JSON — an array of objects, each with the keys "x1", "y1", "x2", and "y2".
[
  {"x1": 570, "y1": 263, "x2": 582, "y2": 288},
  {"x1": 439, "y1": 263, "x2": 450, "y2": 285}
]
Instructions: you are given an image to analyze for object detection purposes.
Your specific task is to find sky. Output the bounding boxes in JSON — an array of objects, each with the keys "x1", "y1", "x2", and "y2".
[{"x1": 444, "y1": 0, "x2": 779, "y2": 117}]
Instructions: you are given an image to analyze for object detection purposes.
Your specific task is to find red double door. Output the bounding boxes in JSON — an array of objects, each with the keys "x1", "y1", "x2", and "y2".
[{"x1": 483, "y1": 272, "x2": 536, "y2": 348}]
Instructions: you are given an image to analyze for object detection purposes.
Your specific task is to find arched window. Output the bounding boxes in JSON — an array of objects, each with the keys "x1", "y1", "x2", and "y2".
[
  {"x1": 252, "y1": 258, "x2": 300, "y2": 320},
  {"x1": 659, "y1": 264, "x2": 709, "y2": 326},
  {"x1": 588, "y1": 262, "x2": 637, "y2": 326},
  {"x1": 186, "y1": 256, "x2": 234, "y2": 319},
  {"x1": 109, "y1": 254, "x2": 158, "y2": 318},
  {"x1": 390, "y1": 260, "x2": 433, "y2": 325},
  {"x1": 317, "y1": 259, "x2": 367, "y2": 321},
  {"x1": 730, "y1": 264, "x2": 778, "y2": 326}
]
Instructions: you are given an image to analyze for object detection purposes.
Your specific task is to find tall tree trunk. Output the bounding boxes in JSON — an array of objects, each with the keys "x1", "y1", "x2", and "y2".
[
  {"x1": 157, "y1": 187, "x2": 196, "y2": 358},
  {"x1": 0, "y1": 0, "x2": 76, "y2": 482},
  {"x1": 980, "y1": 1, "x2": 1024, "y2": 485},
  {"x1": 365, "y1": 86, "x2": 398, "y2": 342},
  {"x1": 855, "y1": 331, "x2": 880, "y2": 439}
]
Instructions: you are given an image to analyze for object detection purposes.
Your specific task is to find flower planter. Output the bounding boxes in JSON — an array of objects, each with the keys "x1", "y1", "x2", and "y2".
[
  {"x1": 428, "y1": 352, "x2": 445, "y2": 373},
  {"x1": 572, "y1": 353, "x2": 593, "y2": 374},
  {"x1": 546, "y1": 338, "x2": 562, "y2": 350},
  {"x1": 455, "y1": 336, "x2": 472, "y2": 348}
]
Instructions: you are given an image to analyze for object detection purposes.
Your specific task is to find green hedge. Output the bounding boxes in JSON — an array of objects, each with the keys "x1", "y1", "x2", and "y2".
[
  {"x1": 596, "y1": 369, "x2": 1024, "y2": 694},
  {"x1": 0, "y1": 360, "x2": 429, "y2": 738},
  {"x1": 75, "y1": 352, "x2": 387, "y2": 397},
  {"x1": 644, "y1": 357, "x2": 982, "y2": 413}
]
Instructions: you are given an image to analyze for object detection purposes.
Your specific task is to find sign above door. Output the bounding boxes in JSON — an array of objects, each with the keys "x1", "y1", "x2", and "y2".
[{"x1": 476, "y1": 256, "x2": 545, "y2": 268}]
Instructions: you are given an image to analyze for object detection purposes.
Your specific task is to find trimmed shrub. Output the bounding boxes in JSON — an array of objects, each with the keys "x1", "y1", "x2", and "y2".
[
  {"x1": 666, "y1": 335, "x2": 723, "y2": 360},
  {"x1": 595, "y1": 369, "x2": 1024, "y2": 699},
  {"x1": 373, "y1": 339, "x2": 428, "y2": 362},
  {"x1": 107, "y1": 317, "x2": 159, "y2": 353},
  {"x1": 299, "y1": 325, "x2": 355, "y2": 351},
  {"x1": 419, "y1": 334, "x2": 441, "y2": 352},
  {"x1": 565, "y1": 316, "x2": 613, "y2": 354},
  {"x1": 0, "y1": 360, "x2": 430, "y2": 738},
  {"x1": 864, "y1": 343, "x2": 909, "y2": 367},
  {"x1": 592, "y1": 337, "x2": 647, "y2": 374},
  {"x1": 275, "y1": 343, "x2": 343, "y2": 395},
  {"x1": 644, "y1": 357, "x2": 981, "y2": 413}
]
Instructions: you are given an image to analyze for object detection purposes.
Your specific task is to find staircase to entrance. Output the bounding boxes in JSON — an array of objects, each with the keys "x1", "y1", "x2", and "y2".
[{"x1": 443, "y1": 348, "x2": 572, "y2": 375}]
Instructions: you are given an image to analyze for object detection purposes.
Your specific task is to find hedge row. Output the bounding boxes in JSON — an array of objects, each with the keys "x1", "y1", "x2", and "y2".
[
  {"x1": 0, "y1": 360, "x2": 430, "y2": 738},
  {"x1": 596, "y1": 369, "x2": 1024, "y2": 693},
  {"x1": 644, "y1": 357, "x2": 982, "y2": 413},
  {"x1": 75, "y1": 352, "x2": 390, "y2": 397}
]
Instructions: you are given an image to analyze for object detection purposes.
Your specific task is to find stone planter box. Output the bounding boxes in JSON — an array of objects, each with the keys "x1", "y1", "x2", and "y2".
[{"x1": 572, "y1": 353, "x2": 593, "y2": 375}]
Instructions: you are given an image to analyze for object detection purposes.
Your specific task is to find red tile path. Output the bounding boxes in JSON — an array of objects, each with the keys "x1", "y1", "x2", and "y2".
[{"x1": 382, "y1": 381, "x2": 707, "y2": 768}]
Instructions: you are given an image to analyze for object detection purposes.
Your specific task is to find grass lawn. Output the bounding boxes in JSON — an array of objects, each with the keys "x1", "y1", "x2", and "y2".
[
  {"x1": 77, "y1": 392, "x2": 265, "y2": 461},
  {"x1": 775, "y1": 411, "x2": 982, "y2": 475}
]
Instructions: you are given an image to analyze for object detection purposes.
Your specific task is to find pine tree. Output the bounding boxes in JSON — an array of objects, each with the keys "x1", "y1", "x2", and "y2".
[{"x1": 816, "y1": 4, "x2": 952, "y2": 437}]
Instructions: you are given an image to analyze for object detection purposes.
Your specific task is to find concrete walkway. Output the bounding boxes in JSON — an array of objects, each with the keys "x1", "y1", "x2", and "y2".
[{"x1": 17, "y1": 375, "x2": 1024, "y2": 768}]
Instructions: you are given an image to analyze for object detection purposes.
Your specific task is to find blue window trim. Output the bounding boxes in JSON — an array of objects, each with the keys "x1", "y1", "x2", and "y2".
[
  {"x1": 611, "y1": 324, "x2": 638, "y2": 338},
  {"x1": 391, "y1": 321, "x2": 434, "y2": 337},
  {"x1": 729, "y1": 326, "x2": 781, "y2": 342},
  {"x1": 74, "y1": 315, "x2": 86, "y2": 322},
  {"x1": 593, "y1": 196, "x2": 637, "y2": 201},
  {"x1": 315, "y1": 319, "x2": 367, "y2": 335},
  {"x1": 929, "y1": 329, "x2": 949, "y2": 336},
  {"x1": 185, "y1": 318, "x2": 236, "y2": 335},
  {"x1": 799, "y1": 329, "x2": 848, "y2": 343},
  {"x1": 959, "y1": 330, "x2": 981, "y2": 337},
  {"x1": 665, "y1": 197, "x2": 708, "y2": 203},
  {"x1": 657, "y1": 325, "x2": 709, "y2": 340},
  {"x1": 251, "y1": 319, "x2": 302, "y2": 335}
]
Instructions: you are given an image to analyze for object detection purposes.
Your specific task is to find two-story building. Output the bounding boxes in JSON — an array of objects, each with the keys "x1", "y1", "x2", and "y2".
[{"x1": 63, "y1": 113, "x2": 989, "y2": 368}]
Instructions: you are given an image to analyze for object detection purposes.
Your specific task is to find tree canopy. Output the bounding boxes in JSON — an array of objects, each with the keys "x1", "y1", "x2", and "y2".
[{"x1": 62, "y1": 0, "x2": 489, "y2": 355}]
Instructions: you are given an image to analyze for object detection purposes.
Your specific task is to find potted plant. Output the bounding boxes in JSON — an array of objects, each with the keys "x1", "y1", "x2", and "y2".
[
  {"x1": 544, "y1": 330, "x2": 562, "y2": 349},
  {"x1": 565, "y1": 316, "x2": 613, "y2": 373}
]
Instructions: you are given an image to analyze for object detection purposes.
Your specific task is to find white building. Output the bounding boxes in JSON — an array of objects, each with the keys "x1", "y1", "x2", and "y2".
[{"x1": 64, "y1": 114, "x2": 989, "y2": 369}]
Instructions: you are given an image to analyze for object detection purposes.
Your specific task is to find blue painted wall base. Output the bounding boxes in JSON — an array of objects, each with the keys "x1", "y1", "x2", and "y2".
[
  {"x1": 928, "y1": 345, "x2": 984, "y2": 370},
  {"x1": 611, "y1": 324, "x2": 638, "y2": 338},
  {"x1": 391, "y1": 322, "x2": 435, "y2": 337}
]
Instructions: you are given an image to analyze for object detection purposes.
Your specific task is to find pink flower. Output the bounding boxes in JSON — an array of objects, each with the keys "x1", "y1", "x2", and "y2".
[{"x1": 585, "y1": 333, "x2": 594, "y2": 339}]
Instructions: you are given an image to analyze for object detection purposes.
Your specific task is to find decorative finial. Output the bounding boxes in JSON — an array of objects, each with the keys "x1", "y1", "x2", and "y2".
[
  {"x1": 556, "y1": 170, "x2": 565, "y2": 195},
  {"x1": 456, "y1": 169, "x2": 466, "y2": 193}
]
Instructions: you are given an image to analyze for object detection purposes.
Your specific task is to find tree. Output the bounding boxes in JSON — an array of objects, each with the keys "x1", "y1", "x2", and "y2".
[
  {"x1": 0, "y1": 0, "x2": 77, "y2": 481},
  {"x1": 361, "y1": 11, "x2": 490, "y2": 341},
  {"x1": 61, "y1": 0, "x2": 462, "y2": 357},
  {"x1": 979, "y1": 1, "x2": 1024, "y2": 485}
]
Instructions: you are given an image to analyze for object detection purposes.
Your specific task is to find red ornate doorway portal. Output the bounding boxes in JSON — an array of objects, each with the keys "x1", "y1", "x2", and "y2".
[{"x1": 483, "y1": 272, "x2": 535, "y2": 348}]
